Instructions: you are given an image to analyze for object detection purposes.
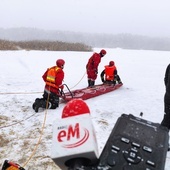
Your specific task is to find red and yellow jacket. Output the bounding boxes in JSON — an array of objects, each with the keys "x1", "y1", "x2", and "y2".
[{"x1": 42, "y1": 66, "x2": 64, "y2": 95}]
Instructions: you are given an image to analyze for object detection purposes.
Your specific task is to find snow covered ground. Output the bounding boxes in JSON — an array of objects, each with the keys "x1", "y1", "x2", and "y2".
[{"x1": 0, "y1": 48, "x2": 170, "y2": 169}]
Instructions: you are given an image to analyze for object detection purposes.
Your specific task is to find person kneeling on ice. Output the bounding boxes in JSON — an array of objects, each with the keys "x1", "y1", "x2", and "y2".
[
  {"x1": 32, "y1": 59, "x2": 65, "y2": 112},
  {"x1": 100, "y1": 61, "x2": 122, "y2": 85}
]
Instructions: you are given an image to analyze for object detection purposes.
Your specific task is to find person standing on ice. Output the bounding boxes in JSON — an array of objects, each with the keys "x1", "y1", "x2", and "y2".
[
  {"x1": 161, "y1": 63, "x2": 170, "y2": 130},
  {"x1": 100, "y1": 61, "x2": 122, "y2": 85},
  {"x1": 86, "y1": 49, "x2": 106, "y2": 87},
  {"x1": 32, "y1": 59, "x2": 65, "y2": 112}
]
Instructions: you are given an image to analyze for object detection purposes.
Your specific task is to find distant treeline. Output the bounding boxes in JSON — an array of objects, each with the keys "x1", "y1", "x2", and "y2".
[
  {"x1": 1, "y1": 28, "x2": 170, "y2": 51},
  {"x1": 0, "y1": 39, "x2": 92, "y2": 51}
]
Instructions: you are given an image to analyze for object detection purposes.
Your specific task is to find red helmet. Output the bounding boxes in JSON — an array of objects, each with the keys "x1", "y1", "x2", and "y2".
[
  {"x1": 100, "y1": 49, "x2": 107, "y2": 56},
  {"x1": 109, "y1": 61, "x2": 114, "y2": 66},
  {"x1": 62, "y1": 99, "x2": 90, "y2": 118},
  {"x1": 56, "y1": 59, "x2": 65, "y2": 68}
]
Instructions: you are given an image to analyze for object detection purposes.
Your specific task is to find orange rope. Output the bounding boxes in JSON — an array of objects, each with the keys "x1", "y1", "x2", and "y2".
[
  {"x1": 22, "y1": 91, "x2": 50, "y2": 168},
  {"x1": 0, "y1": 112, "x2": 37, "y2": 129},
  {"x1": 0, "y1": 91, "x2": 43, "y2": 95}
]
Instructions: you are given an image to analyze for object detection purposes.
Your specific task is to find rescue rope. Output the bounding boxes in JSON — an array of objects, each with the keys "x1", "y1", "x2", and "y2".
[
  {"x1": 0, "y1": 72, "x2": 86, "y2": 95},
  {"x1": 0, "y1": 72, "x2": 85, "y2": 95},
  {"x1": 0, "y1": 100, "x2": 64, "y2": 129},
  {"x1": 0, "y1": 91, "x2": 43, "y2": 95},
  {"x1": 68, "y1": 72, "x2": 86, "y2": 90},
  {"x1": 22, "y1": 91, "x2": 50, "y2": 168},
  {"x1": 0, "y1": 112, "x2": 37, "y2": 129}
]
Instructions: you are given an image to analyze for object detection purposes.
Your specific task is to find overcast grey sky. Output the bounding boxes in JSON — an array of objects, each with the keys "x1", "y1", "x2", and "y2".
[{"x1": 1, "y1": 0, "x2": 170, "y2": 37}]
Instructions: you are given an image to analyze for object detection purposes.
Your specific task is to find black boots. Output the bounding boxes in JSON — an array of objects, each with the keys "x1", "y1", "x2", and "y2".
[
  {"x1": 116, "y1": 75, "x2": 123, "y2": 84},
  {"x1": 88, "y1": 80, "x2": 95, "y2": 88},
  {"x1": 32, "y1": 95, "x2": 59, "y2": 112},
  {"x1": 88, "y1": 80, "x2": 91, "y2": 87},
  {"x1": 32, "y1": 98, "x2": 48, "y2": 113},
  {"x1": 33, "y1": 91, "x2": 60, "y2": 112},
  {"x1": 118, "y1": 80, "x2": 123, "y2": 84}
]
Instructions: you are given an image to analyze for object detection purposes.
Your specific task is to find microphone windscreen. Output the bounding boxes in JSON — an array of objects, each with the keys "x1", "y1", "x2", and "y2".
[
  {"x1": 62, "y1": 98, "x2": 90, "y2": 118},
  {"x1": 51, "y1": 99, "x2": 99, "y2": 170}
]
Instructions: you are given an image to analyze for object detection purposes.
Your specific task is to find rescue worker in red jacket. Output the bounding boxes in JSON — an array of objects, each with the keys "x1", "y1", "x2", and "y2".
[
  {"x1": 100, "y1": 61, "x2": 122, "y2": 85},
  {"x1": 32, "y1": 59, "x2": 65, "y2": 112},
  {"x1": 86, "y1": 49, "x2": 107, "y2": 87}
]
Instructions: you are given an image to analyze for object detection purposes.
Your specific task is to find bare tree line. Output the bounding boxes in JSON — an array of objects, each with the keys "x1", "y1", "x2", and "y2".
[
  {"x1": 1, "y1": 28, "x2": 170, "y2": 51},
  {"x1": 0, "y1": 39, "x2": 92, "y2": 51}
]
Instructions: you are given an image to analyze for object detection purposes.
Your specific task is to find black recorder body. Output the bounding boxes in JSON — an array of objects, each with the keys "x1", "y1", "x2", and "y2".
[{"x1": 96, "y1": 114, "x2": 169, "y2": 170}]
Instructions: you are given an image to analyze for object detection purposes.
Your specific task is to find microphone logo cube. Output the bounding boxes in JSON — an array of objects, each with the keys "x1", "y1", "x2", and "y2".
[
  {"x1": 51, "y1": 114, "x2": 99, "y2": 170},
  {"x1": 57, "y1": 123, "x2": 90, "y2": 148}
]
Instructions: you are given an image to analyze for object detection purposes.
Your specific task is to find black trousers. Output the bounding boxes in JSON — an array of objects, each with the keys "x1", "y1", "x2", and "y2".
[
  {"x1": 104, "y1": 75, "x2": 122, "y2": 85},
  {"x1": 43, "y1": 90, "x2": 59, "y2": 109}
]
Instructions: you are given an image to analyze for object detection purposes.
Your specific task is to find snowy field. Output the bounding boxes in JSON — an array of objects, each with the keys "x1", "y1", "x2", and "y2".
[{"x1": 0, "y1": 48, "x2": 170, "y2": 169}]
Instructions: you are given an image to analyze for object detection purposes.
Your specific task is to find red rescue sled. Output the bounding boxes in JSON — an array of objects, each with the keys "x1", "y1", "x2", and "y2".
[{"x1": 61, "y1": 83, "x2": 123, "y2": 102}]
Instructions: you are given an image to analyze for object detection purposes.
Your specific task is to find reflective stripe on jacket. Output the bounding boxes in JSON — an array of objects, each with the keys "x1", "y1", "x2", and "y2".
[
  {"x1": 46, "y1": 66, "x2": 61, "y2": 88},
  {"x1": 104, "y1": 65, "x2": 116, "y2": 81}
]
